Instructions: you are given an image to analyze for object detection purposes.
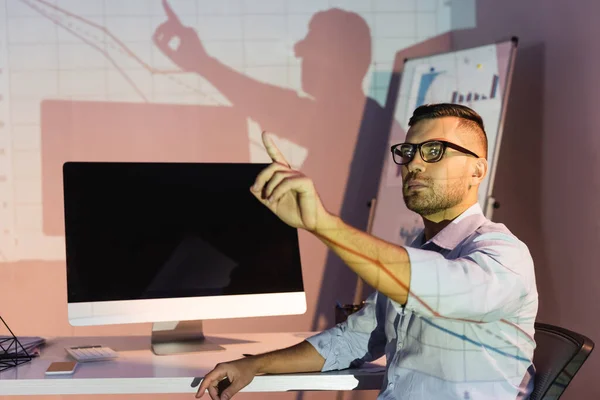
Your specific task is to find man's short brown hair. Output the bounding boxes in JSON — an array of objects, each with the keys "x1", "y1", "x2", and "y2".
[{"x1": 408, "y1": 103, "x2": 488, "y2": 159}]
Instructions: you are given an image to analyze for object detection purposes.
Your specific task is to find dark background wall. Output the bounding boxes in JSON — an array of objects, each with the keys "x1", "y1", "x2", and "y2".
[{"x1": 453, "y1": 1, "x2": 600, "y2": 398}]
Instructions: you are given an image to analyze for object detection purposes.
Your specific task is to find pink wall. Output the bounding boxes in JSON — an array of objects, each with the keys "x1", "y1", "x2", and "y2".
[
  {"x1": 0, "y1": 7, "x2": 451, "y2": 400},
  {"x1": 452, "y1": 0, "x2": 600, "y2": 398},
  {"x1": 6, "y1": 1, "x2": 599, "y2": 398}
]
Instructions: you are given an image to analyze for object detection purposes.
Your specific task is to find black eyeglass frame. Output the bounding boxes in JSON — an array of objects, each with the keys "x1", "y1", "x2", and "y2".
[{"x1": 390, "y1": 140, "x2": 480, "y2": 166}]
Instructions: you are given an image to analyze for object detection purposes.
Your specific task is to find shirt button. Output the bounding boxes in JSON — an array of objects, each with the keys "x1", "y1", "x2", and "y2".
[{"x1": 389, "y1": 383, "x2": 394, "y2": 389}]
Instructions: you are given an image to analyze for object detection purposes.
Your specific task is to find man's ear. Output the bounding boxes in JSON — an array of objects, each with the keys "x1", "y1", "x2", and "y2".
[{"x1": 471, "y1": 158, "x2": 488, "y2": 184}]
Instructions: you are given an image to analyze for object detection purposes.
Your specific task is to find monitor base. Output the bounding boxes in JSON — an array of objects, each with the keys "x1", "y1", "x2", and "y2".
[{"x1": 151, "y1": 320, "x2": 225, "y2": 355}]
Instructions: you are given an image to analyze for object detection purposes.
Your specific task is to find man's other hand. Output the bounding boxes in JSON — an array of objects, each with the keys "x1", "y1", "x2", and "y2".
[{"x1": 196, "y1": 359, "x2": 257, "y2": 400}]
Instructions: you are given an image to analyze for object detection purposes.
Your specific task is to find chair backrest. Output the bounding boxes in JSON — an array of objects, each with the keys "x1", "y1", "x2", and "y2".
[{"x1": 530, "y1": 322, "x2": 594, "y2": 400}]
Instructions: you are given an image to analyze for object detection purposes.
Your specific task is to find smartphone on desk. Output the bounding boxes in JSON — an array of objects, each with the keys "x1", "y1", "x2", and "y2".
[{"x1": 45, "y1": 361, "x2": 78, "y2": 376}]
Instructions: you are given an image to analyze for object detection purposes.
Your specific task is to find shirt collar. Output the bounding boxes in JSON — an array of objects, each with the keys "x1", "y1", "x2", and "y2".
[{"x1": 410, "y1": 203, "x2": 488, "y2": 250}]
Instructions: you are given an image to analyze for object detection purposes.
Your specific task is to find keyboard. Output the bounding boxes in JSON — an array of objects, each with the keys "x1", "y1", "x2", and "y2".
[{"x1": 65, "y1": 345, "x2": 118, "y2": 362}]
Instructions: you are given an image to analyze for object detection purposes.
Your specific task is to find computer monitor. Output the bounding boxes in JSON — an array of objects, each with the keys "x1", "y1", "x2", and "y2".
[{"x1": 62, "y1": 162, "x2": 306, "y2": 355}]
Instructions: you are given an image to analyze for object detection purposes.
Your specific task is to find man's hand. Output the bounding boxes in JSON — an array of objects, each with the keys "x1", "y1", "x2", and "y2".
[
  {"x1": 251, "y1": 131, "x2": 331, "y2": 232},
  {"x1": 153, "y1": 0, "x2": 209, "y2": 72},
  {"x1": 196, "y1": 358, "x2": 257, "y2": 400}
]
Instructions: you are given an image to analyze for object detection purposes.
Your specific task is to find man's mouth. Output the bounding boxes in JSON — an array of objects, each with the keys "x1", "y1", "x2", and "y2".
[{"x1": 405, "y1": 180, "x2": 428, "y2": 189}]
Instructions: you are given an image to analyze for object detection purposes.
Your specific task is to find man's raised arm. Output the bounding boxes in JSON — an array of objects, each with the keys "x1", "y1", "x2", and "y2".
[{"x1": 253, "y1": 131, "x2": 535, "y2": 324}]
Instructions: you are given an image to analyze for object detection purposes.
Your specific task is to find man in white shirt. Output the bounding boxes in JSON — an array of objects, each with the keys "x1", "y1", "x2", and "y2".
[{"x1": 196, "y1": 103, "x2": 538, "y2": 400}]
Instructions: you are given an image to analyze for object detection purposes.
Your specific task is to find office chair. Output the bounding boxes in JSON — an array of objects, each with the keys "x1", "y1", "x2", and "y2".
[{"x1": 530, "y1": 322, "x2": 595, "y2": 400}]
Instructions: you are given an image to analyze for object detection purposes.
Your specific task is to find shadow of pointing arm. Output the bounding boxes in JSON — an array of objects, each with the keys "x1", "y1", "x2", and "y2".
[
  {"x1": 197, "y1": 56, "x2": 313, "y2": 132},
  {"x1": 153, "y1": 1, "x2": 313, "y2": 134}
]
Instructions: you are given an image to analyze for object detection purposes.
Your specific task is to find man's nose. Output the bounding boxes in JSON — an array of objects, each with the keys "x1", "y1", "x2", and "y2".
[{"x1": 406, "y1": 152, "x2": 426, "y2": 173}]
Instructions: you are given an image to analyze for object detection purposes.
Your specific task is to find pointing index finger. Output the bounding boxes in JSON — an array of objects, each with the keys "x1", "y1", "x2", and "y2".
[
  {"x1": 162, "y1": 0, "x2": 182, "y2": 25},
  {"x1": 262, "y1": 131, "x2": 290, "y2": 167}
]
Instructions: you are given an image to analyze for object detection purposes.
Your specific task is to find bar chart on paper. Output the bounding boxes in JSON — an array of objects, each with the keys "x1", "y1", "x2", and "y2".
[
  {"x1": 410, "y1": 67, "x2": 502, "y2": 109},
  {"x1": 402, "y1": 62, "x2": 504, "y2": 125},
  {"x1": 451, "y1": 74, "x2": 500, "y2": 103}
]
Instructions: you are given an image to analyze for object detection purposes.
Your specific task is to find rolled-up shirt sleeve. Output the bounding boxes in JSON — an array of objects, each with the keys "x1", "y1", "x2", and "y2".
[
  {"x1": 402, "y1": 231, "x2": 536, "y2": 323},
  {"x1": 305, "y1": 292, "x2": 386, "y2": 371}
]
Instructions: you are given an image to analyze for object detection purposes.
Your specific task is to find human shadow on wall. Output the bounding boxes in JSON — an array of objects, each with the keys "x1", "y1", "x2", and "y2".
[
  {"x1": 41, "y1": 1, "x2": 384, "y2": 242},
  {"x1": 153, "y1": 0, "x2": 457, "y2": 332},
  {"x1": 152, "y1": 0, "x2": 403, "y2": 328},
  {"x1": 152, "y1": 0, "x2": 394, "y2": 206},
  {"x1": 38, "y1": 0, "x2": 450, "y2": 334},
  {"x1": 35, "y1": 0, "x2": 456, "y2": 337}
]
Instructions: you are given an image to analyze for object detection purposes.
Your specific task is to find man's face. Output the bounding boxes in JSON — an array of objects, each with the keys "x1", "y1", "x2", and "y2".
[{"x1": 401, "y1": 117, "x2": 477, "y2": 217}]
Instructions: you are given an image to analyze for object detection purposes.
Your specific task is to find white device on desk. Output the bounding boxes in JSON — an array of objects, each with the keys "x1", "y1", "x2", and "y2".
[
  {"x1": 65, "y1": 345, "x2": 118, "y2": 362},
  {"x1": 45, "y1": 361, "x2": 78, "y2": 375}
]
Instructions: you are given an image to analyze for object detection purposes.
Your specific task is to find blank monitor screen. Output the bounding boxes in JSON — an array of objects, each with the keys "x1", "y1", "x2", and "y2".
[{"x1": 62, "y1": 162, "x2": 304, "y2": 305}]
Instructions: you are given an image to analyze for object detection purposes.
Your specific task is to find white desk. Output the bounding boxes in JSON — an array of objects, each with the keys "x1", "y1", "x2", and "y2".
[{"x1": 0, "y1": 332, "x2": 385, "y2": 396}]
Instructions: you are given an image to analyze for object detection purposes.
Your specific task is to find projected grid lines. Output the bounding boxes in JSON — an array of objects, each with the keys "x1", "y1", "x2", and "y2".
[{"x1": 1, "y1": 0, "x2": 452, "y2": 262}]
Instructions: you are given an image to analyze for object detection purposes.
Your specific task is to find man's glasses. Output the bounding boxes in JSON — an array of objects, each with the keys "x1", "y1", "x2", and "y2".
[{"x1": 391, "y1": 140, "x2": 480, "y2": 166}]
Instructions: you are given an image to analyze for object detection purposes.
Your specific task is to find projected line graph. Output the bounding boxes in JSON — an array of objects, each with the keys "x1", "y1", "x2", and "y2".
[
  {"x1": 19, "y1": 0, "x2": 225, "y2": 104},
  {"x1": 3, "y1": 0, "x2": 328, "y2": 262},
  {"x1": 316, "y1": 227, "x2": 535, "y2": 382},
  {"x1": 421, "y1": 318, "x2": 530, "y2": 363},
  {"x1": 318, "y1": 230, "x2": 535, "y2": 344},
  {"x1": 2, "y1": 0, "x2": 236, "y2": 262}
]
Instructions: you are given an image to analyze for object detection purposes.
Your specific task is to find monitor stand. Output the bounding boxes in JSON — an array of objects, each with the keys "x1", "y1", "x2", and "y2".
[{"x1": 151, "y1": 320, "x2": 226, "y2": 355}]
